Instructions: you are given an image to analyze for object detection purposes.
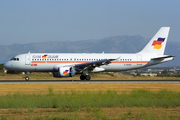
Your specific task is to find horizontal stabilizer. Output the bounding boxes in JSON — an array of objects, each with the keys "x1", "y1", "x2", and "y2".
[{"x1": 151, "y1": 56, "x2": 174, "y2": 60}]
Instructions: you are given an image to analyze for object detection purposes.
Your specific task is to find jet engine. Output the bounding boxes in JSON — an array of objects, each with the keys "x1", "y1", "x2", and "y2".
[{"x1": 53, "y1": 66, "x2": 76, "y2": 77}]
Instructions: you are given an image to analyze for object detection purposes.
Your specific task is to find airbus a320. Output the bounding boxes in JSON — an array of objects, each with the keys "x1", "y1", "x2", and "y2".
[{"x1": 4, "y1": 27, "x2": 174, "y2": 81}]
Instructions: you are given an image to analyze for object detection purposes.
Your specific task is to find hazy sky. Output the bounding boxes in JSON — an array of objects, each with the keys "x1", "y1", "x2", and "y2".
[{"x1": 0, "y1": 0, "x2": 179, "y2": 45}]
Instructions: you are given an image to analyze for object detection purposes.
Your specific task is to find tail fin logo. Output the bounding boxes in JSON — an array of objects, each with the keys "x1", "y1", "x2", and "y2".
[{"x1": 151, "y1": 38, "x2": 165, "y2": 49}]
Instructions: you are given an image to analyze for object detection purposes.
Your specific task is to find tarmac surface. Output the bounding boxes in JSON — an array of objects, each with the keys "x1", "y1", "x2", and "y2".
[{"x1": 0, "y1": 80, "x2": 179, "y2": 84}]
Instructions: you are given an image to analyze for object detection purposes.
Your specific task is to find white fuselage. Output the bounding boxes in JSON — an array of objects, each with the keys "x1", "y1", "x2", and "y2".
[
  {"x1": 3, "y1": 27, "x2": 174, "y2": 81},
  {"x1": 4, "y1": 53, "x2": 170, "y2": 72}
]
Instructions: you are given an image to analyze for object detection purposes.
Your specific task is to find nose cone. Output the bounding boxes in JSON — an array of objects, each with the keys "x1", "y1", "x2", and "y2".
[{"x1": 4, "y1": 61, "x2": 12, "y2": 70}]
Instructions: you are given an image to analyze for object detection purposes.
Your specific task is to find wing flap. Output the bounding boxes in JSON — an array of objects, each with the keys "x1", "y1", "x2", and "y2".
[{"x1": 74, "y1": 58, "x2": 117, "y2": 73}]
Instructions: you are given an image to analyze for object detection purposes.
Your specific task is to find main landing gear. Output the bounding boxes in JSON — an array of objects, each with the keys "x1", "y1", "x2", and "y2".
[{"x1": 80, "y1": 74, "x2": 91, "y2": 80}]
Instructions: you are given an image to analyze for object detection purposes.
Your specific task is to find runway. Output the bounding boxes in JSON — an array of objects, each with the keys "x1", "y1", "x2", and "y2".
[{"x1": 0, "y1": 80, "x2": 179, "y2": 84}]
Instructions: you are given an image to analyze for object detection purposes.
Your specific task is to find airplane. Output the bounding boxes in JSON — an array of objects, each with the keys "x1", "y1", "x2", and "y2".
[{"x1": 4, "y1": 27, "x2": 174, "y2": 81}]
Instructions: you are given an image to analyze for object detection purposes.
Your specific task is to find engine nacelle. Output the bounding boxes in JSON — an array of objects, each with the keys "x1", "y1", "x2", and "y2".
[{"x1": 53, "y1": 66, "x2": 76, "y2": 78}]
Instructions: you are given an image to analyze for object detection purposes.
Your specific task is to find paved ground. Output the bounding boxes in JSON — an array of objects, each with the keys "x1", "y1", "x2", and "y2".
[{"x1": 0, "y1": 80, "x2": 179, "y2": 84}]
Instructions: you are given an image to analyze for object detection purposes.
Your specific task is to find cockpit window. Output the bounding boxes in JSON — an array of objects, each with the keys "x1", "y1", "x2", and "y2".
[{"x1": 10, "y1": 57, "x2": 19, "y2": 61}]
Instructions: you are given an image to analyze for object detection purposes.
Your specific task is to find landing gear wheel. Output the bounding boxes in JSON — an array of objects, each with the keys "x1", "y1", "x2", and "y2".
[
  {"x1": 25, "y1": 72, "x2": 30, "y2": 81},
  {"x1": 85, "y1": 75, "x2": 91, "y2": 81},
  {"x1": 80, "y1": 75, "x2": 91, "y2": 81},
  {"x1": 80, "y1": 75, "x2": 86, "y2": 80},
  {"x1": 25, "y1": 76, "x2": 29, "y2": 81}
]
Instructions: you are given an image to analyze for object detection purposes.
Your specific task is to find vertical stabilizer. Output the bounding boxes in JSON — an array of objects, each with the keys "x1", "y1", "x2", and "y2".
[{"x1": 139, "y1": 27, "x2": 170, "y2": 55}]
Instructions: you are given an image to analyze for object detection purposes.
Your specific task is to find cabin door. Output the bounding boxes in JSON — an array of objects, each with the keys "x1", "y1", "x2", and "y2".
[{"x1": 25, "y1": 55, "x2": 30, "y2": 65}]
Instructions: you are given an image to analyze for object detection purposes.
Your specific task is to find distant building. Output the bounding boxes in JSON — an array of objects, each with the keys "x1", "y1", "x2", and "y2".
[{"x1": 140, "y1": 73, "x2": 157, "y2": 76}]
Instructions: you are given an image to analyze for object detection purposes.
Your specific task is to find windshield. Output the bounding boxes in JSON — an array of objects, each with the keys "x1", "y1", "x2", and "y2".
[{"x1": 10, "y1": 57, "x2": 19, "y2": 61}]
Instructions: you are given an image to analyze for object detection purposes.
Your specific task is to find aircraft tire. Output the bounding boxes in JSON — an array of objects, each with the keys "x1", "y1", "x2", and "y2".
[
  {"x1": 25, "y1": 76, "x2": 29, "y2": 81},
  {"x1": 85, "y1": 75, "x2": 91, "y2": 81},
  {"x1": 80, "y1": 75, "x2": 86, "y2": 80}
]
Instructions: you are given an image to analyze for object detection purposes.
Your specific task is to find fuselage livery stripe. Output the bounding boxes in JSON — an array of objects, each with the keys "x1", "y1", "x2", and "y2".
[{"x1": 31, "y1": 61, "x2": 149, "y2": 64}]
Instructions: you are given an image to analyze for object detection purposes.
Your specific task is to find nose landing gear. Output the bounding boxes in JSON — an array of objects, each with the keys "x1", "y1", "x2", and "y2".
[
  {"x1": 25, "y1": 76, "x2": 29, "y2": 81},
  {"x1": 25, "y1": 72, "x2": 30, "y2": 81}
]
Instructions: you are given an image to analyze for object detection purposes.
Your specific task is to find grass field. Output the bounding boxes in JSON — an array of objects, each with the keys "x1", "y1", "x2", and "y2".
[
  {"x1": 1, "y1": 89, "x2": 180, "y2": 108},
  {"x1": 0, "y1": 83, "x2": 180, "y2": 95},
  {"x1": 0, "y1": 72, "x2": 180, "y2": 119},
  {"x1": 1, "y1": 107, "x2": 180, "y2": 120},
  {"x1": 0, "y1": 83, "x2": 179, "y2": 119},
  {"x1": 1, "y1": 88, "x2": 180, "y2": 119}
]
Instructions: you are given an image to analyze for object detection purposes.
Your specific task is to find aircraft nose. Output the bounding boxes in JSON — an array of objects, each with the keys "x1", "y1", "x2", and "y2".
[{"x1": 4, "y1": 61, "x2": 12, "y2": 70}]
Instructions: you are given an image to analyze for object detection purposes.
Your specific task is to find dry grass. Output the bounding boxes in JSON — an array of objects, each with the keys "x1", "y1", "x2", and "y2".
[
  {"x1": 1, "y1": 107, "x2": 180, "y2": 120},
  {"x1": 0, "y1": 83, "x2": 180, "y2": 96},
  {"x1": 103, "y1": 107, "x2": 180, "y2": 116}
]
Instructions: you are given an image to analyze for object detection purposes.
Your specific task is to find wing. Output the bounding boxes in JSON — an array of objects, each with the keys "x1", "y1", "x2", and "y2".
[{"x1": 65, "y1": 58, "x2": 118, "y2": 74}]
